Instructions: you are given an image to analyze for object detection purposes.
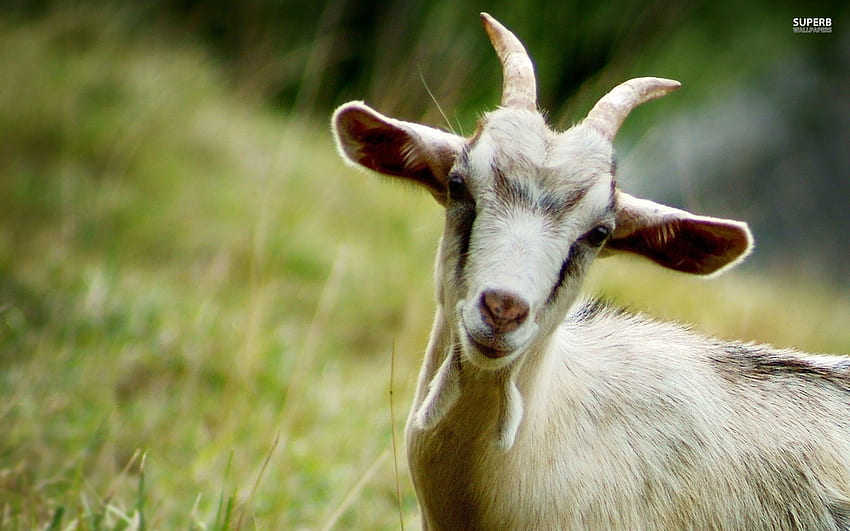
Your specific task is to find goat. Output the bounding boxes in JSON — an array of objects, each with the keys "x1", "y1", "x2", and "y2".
[{"x1": 332, "y1": 12, "x2": 850, "y2": 530}]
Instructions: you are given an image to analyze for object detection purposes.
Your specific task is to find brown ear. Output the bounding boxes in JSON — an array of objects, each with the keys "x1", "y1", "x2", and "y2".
[
  {"x1": 605, "y1": 192, "x2": 753, "y2": 276},
  {"x1": 332, "y1": 102, "x2": 465, "y2": 204}
]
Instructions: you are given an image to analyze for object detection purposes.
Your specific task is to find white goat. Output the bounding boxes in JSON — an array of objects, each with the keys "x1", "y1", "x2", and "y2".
[{"x1": 332, "y1": 13, "x2": 850, "y2": 530}]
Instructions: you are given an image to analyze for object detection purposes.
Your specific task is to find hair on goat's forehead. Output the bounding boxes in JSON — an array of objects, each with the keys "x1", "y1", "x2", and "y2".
[
  {"x1": 470, "y1": 110, "x2": 551, "y2": 164},
  {"x1": 463, "y1": 109, "x2": 617, "y2": 215}
]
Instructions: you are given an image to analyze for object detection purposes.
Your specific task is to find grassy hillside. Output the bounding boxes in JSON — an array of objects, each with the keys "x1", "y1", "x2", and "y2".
[{"x1": 1, "y1": 8, "x2": 848, "y2": 530}]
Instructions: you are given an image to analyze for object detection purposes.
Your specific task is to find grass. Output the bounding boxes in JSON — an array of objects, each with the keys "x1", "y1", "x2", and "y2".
[{"x1": 1, "y1": 6, "x2": 848, "y2": 530}]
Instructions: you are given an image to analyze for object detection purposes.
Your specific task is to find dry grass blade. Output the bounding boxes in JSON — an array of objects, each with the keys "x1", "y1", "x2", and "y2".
[
  {"x1": 278, "y1": 244, "x2": 349, "y2": 439},
  {"x1": 319, "y1": 449, "x2": 390, "y2": 531},
  {"x1": 390, "y1": 341, "x2": 406, "y2": 531},
  {"x1": 235, "y1": 432, "x2": 280, "y2": 530}
]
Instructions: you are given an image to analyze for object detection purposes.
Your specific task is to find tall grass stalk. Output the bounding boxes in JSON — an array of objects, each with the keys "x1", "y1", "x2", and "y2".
[
  {"x1": 390, "y1": 341, "x2": 406, "y2": 531},
  {"x1": 235, "y1": 433, "x2": 279, "y2": 531},
  {"x1": 319, "y1": 450, "x2": 390, "y2": 531},
  {"x1": 282, "y1": 245, "x2": 349, "y2": 417}
]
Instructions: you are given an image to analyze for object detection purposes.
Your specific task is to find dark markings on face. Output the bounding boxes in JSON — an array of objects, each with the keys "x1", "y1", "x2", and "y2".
[
  {"x1": 447, "y1": 149, "x2": 476, "y2": 277},
  {"x1": 453, "y1": 203, "x2": 475, "y2": 275},
  {"x1": 547, "y1": 242, "x2": 583, "y2": 304},
  {"x1": 482, "y1": 161, "x2": 619, "y2": 307},
  {"x1": 491, "y1": 168, "x2": 595, "y2": 220}
]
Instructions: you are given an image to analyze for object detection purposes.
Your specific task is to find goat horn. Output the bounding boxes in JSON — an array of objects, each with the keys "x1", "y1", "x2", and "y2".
[
  {"x1": 480, "y1": 13, "x2": 537, "y2": 111},
  {"x1": 584, "y1": 77, "x2": 681, "y2": 140}
]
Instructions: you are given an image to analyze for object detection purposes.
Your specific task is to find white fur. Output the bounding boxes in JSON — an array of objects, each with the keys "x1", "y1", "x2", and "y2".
[{"x1": 413, "y1": 343, "x2": 460, "y2": 430}]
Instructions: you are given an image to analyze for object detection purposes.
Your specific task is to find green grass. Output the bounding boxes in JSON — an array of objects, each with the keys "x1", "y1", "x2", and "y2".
[{"x1": 1, "y1": 7, "x2": 849, "y2": 530}]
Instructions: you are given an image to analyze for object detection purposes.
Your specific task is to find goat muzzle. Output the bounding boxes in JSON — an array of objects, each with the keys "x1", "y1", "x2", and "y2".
[{"x1": 479, "y1": 289, "x2": 529, "y2": 334}]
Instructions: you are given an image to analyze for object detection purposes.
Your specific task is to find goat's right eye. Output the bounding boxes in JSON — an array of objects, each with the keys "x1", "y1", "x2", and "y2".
[
  {"x1": 584, "y1": 225, "x2": 611, "y2": 247},
  {"x1": 447, "y1": 174, "x2": 469, "y2": 202}
]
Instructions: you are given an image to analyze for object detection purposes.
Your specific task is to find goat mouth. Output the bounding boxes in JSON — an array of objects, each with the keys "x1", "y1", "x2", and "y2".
[
  {"x1": 467, "y1": 334, "x2": 513, "y2": 359},
  {"x1": 458, "y1": 310, "x2": 521, "y2": 362}
]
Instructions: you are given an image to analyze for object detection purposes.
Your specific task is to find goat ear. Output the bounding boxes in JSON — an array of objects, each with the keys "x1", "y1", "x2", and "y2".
[
  {"x1": 604, "y1": 192, "x2": 753, "y2": 276},
  {"x1": 332, "y1": 102, "x2": 464, "y2": 205}
]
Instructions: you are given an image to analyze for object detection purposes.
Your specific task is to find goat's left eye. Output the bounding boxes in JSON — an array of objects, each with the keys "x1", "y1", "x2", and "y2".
[
  {"x1": 584, "y1": 225, "x2": 611, "y2": 247},
  {"x1": 447, "y1": 174, "x2": 469, "y2": 202}
]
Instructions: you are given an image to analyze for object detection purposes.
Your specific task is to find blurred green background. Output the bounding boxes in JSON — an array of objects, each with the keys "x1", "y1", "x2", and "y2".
[{"x1": 1, "y1": 0, "x2": 847, "y2": 529}]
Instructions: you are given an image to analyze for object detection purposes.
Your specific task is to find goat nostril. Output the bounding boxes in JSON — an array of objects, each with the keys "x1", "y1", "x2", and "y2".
[{"x1": 479, "y1": 290, "x2": 529, "y2": 332}]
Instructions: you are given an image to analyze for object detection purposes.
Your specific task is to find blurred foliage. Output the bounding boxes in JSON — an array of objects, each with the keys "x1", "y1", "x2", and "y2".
[
  {"x1": 2, "y1": 0, "x2": 842, "y2": 117},
  {"x1": 0, "y1": 6, "x2": 432, "y2": 527}
]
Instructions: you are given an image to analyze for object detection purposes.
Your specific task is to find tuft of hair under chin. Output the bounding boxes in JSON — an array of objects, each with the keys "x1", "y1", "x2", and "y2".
[{"x1": 495, "y1": 376, "x2": 524, "y2": 451}]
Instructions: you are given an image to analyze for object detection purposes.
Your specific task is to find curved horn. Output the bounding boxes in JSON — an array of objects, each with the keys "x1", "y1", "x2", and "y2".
[
  {"x1": 584, "y1": 77, "x2": 681, "y2": 140},
  {"x1": 480, "y1": 13, "x2": 537, "y2": 110}
]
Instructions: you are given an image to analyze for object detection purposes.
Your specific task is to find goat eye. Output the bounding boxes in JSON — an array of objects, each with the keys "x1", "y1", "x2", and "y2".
[
  {"x1": 447, "y1": 174, "x2": 469, "y2": 202},
  {"x1": 584, "y1": 225, "x2": 611, "y2": 247}
]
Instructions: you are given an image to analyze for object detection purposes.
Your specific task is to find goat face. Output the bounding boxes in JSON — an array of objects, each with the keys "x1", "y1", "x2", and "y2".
[
  {"x1": 439, "y1": 109, "x2": 617, "y2": 369},
  {"x1": 332, "y1": 13, "x2": 753, "y2": 372}
]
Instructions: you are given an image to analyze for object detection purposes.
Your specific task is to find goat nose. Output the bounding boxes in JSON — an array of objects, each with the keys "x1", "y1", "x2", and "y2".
[{"x1": 479, "y1": 290, "x2": 529, "y2": 334}]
